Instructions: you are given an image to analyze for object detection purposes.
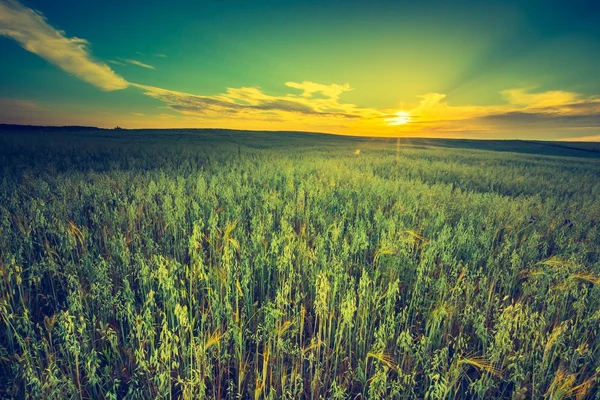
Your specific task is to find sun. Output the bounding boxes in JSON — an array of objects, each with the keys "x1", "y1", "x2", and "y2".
[{"x1": 387, "y1": 111, "x2": 411, "y2": 126}]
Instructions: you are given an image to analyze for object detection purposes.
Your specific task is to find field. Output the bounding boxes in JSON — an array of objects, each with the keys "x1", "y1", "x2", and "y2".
[{"x1": 1, "y1": 126, "x2": 599, "y2": 399}]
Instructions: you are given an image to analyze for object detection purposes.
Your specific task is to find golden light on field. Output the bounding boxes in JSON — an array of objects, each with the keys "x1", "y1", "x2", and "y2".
[{"x1": 387, "y1": 111, "x2": 411, "y2": 126}]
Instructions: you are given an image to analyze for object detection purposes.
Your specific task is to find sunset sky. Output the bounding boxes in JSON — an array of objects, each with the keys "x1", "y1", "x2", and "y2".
[{"x1": 1, "y1": 0, "x2": 599, "y2": 139}]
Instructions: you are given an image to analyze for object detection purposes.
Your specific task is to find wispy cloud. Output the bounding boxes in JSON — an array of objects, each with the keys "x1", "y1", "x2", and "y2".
[
  {"x1": 0, "y1": 98, "x2": 49, "y2": 125},
  {"x1": 477, "y1": 90, "x2": 600, "y2": 131},
  {"x1": 285, "y1": 81, "x2": 351, "y2": 100},
  {"x1": 0, "y1": 0, "x2": 128, "y2": 90},
  {"x1": 0, "y1": 98, "x2": 42, "y2": 111},
  {"x1": 135, "y1": 51, "x2": 166, "y2": 58},
  {"x1": 132, "y1": 82, "x2": 382, "y2": 126},
  {"x1": 124, "y1": 59, "x2": 155, "y2": 69},
  {"x1": 501, "y1": 88, "x2": 580, "y2": 109},
  {"x1": 107, "y1": 59, "x2": 127, "y2": 66},
  {"x1": 108, "y1": 57, "x2": 156, "y2": 69}
]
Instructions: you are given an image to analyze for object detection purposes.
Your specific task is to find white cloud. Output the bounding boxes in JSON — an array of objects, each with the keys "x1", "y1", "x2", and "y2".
[
  {"x1": 124, "y1": 59, "x2": 155, "y2": 69},
  {"x1": 0, "y1": 0, "x2": 128, "y2": 90}
]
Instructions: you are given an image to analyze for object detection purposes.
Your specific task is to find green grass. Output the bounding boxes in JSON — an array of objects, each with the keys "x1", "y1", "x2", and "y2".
[{"x1": 1, "y1": 126, "x2": 599, "y2": 399}]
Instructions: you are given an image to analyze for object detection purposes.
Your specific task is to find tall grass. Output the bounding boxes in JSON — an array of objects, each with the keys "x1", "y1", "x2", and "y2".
[{"x1": 0, "y1": 128, "x2": 599, "y2": 399}]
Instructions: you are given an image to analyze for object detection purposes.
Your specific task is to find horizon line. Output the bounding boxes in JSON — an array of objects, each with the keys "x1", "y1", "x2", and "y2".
[{"x1": 1, "y1": 123, "x2": 599, "y2": 143}]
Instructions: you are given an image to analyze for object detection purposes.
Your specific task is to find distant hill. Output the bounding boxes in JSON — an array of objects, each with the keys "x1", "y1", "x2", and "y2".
[
  {"x1": 0, "y1": 123, "x2": 106, "y2": 132},
  {"x1": 1, "y1": 123, "x2": 599, "y2": 158}
]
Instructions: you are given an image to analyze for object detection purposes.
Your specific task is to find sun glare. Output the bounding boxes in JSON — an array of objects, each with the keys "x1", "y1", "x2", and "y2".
[{"x1": 387, "y1": 111, "x2": 411, "y2": 126}]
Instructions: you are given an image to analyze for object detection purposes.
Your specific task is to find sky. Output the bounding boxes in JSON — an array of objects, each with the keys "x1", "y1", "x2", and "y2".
[{"x1": 1, "y1": 0, "x2": 600, "y2": 140}]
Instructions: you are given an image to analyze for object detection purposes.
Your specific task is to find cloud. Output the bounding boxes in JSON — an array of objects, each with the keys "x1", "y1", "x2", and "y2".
[
  {"x1": 473, "y1": 90, "x2": 600, "y2": 130},
  {"x1": 132, "y1": 82, "x2": 380, "y2": 125},
  {"x1": 0, "y1": 97, "x2": 42, "y2": 111},
  {"x1": 0, "y1": 97, "x2": 51, "y2": 125},
  {"x1": 0, "y1": 0, "x2": 128, "y2": 91},
  {"x1": 108, "y1": 57, "x2": 156, "y2": 69},
  {"x1": 250, "y1": 99, "x2": 322, "y2": 114},
  {"x1": 107, "y1": 59, "x2": 127, "y2": 66},
  {"x1": 285, "y1": 81, "x2": 352, "y2": 100},
  {"x1": 413, "y1": 93, "x2": 447, "y2": 111},
  {"x1": 402, "y1": 92, "x2": 501, "y2": 127},
  {"x1": 124, "y1": 59, "x2": 155, "y2": 69},
  {"x1": 388, "y1": 87, "x2": 600, "y2": 136},
  {"x1": 501, "y1": 88, "x2": 580, "y2": 109}
]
